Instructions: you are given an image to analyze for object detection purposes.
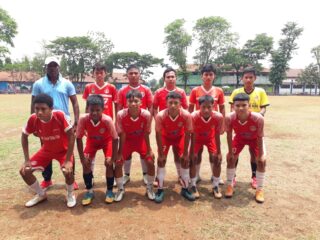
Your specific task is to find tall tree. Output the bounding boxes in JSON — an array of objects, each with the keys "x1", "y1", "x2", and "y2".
[
  {"x1": 164, "y1": 19, "x2": 192, "y2": 90},
  {"x1": 87, "y1": 31, "x2": 114, "y2": 62},
  {"x1": 269, "y1": 22, "x2": 303, "y2": 94},
  {"x1": 311, "y1": 45, "x2": 320, "y2": 95},
  {"x1": 0, "y1": 7, "x2": 18, "y2": 59},
  {"x1": 297, "y1": 63, "x2": 320, "y2": 95},
  {"x1": 193, "y1": 16, "x2": 236, "y2": 66}
]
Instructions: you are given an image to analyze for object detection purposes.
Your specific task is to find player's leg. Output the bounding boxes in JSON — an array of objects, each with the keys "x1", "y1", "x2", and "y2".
[
  {"x1": 155, "y1": 139, "x2": 169, "y2": 203},
  {"x1": 41, "y1": 161, "x2": 53, "y2": 190},
  {"x1": 143, "y1": 153, "x2": 156, "y2": 200},
  {"x1": 60, "y1": 154, "x2": 76, "y2": 208},
  {"x1": 189, "y1": 143, "x2": 201, "y2": 199},
  {"x1": 172, "y1": 147, "x2": 182, "y2": 183},
  {"x1": 114, "y1": 157, "x2": 125, "y2": 202},
  {"x1": 249, "y1": 147, "x2": 258, "y2": 189},
  {"x1": 81, "y1": 150, "x2": 96, "y2": 206},
  {"x1": 210, "y1": 154, "x2": 222, "y2": 199},
  {"x1": 104, "y1": 140, "x2": 115, "y2": 204},
  {"x1": 195, "y1": 147, "x2": 203, "y2": 183}
]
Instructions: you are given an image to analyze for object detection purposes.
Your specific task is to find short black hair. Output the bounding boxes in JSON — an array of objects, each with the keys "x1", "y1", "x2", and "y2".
[
  {"x1": 201, "y1": 64, "x2": 217, "y2": 75},
  {"x1": 87, "y1": 94, "x2": 104, "y2": 109},
  {"x1": 198, "y1": 95, "x2": 214, "y2": 105},
  {"x1": 242, "y1": 67, "x2": 256, "y2": 77},
  {"x1": 233, "y1": 93, "x2": 250, "y2": 102},
  {"x1": 126, "y1": 89, "x2": 142, "y2": 99},
  {"x1": 33, "y1": 94, "x2": 53, "y2": 108},
  {"x1": 166, "y1": 91, "x2": 182, "y2": 100},
  {"x1": 163, "y1": 67, "x2": 176, "y2": 78},
  {"x1": 126, "y1": 64, "x2": 140, "y2": 72},
  {"x1": 93, "y1": 63, "x2": 107, "y2": 72}
]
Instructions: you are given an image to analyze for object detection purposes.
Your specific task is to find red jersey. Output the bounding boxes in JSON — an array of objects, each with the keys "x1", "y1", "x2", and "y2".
[
  {"x1": 191, "y1": 110, "x2": 223, "y2": 142},
  {"x1": 225, "y1": 112, "x2": 264, "y2": 141},
  {"x1": 155, "y1": 108, "x2": 193, "y2": 139},
  {"x1": 76, "y1": 113, "x2": 118, "y2": 147},
  {"x1": 116, "y1": 108, "x2": 152, "y2": 140},
  {"x1": 189, "y1": 86, "x2": 225, "y2": 111},
  {"x1": 23, "y1": 110, "x2": 72, "y2": 152},
  {"x1": 117, "y1": 84, "x2": 153, "y2": 110},
  {"x1": 153, "y1": 87, "x2": 188, "y2": 111},
  {"x1": 82, "y1": 83, "x2": 117, "y2": 118}
]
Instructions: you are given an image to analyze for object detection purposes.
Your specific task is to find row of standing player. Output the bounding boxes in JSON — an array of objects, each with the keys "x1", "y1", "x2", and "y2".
[{"x1": 20, "y1": 57, "x2": 269, "y2": 207}]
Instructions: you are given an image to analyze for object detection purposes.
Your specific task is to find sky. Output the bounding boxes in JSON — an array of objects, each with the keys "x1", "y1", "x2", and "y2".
[{"x1": 1, "y1": 0, "x2": 319, "y2": 79}]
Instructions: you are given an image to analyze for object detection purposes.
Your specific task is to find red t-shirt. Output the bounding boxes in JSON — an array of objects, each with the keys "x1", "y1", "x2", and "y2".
[
  {"x1": 76, "y1": 113, "x2": 118, "y2": 147},
  {"x1": 117, "y1": 84, "x2": 153, "y2": 110},
  {"x1": 116, "y1": 108, "x2": 151, "y2": 141},
  {"x1": 191, "y1": 110, "x2": 223, "y2": 142},
  {"x1": 189, "y1": 86, "x2": 225, "y2": 111},
  {"x1": 23, "y1": 111, "x2": 72, "y2": 152},
  {"x1": 155, "y1": 108, "x2": 193, "y2": 139},
  {"x1": 225, "y1": 112, "x2": 264, "y2": 140},
  {"x1": 82, "y1": 83, "x2": 117, "y2": 118},
  {"x1": 153, "y1": 87, "x2": 188, "y2": 111}
]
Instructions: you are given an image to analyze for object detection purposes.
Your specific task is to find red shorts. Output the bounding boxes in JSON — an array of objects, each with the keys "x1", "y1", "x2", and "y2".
[
  {"x1": 232, "y1": 138, "x2": 260, "y2": 157},
  {"x1": 84, "y1": 140, "x2": 112, "y2": 159},
  {"x1": 194, "y1": 140, "x2": 217, "y2": 155},
  {"x1": 160, "y1": 136, "x2": 184, "y2": 157},
  {"x1": 123, "y1": 139, "x2": 147, "y2": 160},
  {"x1": 30, "y1": 148, "x2": 74, "y2": 171}
]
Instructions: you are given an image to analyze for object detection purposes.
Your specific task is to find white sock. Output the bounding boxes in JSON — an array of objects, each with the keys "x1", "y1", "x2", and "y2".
[
  {"x1": 212, "y1": 176, "x2": 220, "y2": 188},
  {"x1": 256, "y1": 171, "x2": 265, "y2": 190},
  {"x1": 196, "y1": 164, "x2": 201, "y2": 179},
  {"x1": 66, "y1": 184, "x2": 74, "y2": 195},
  {"x1": 180, "y1": 168, "x2": 190, "y2": 189},
  {"x1": 140, "y1": 158, "x2": 148, "y2": 174},
  {"x1": 124, "y1": 159, "x2": 132, "y2": 175},
  {"x1": 226, "y1": 168, "x2": 236, "y2": 186},
  {"x1": 157, "y1": 167, "x2": 166, "y2": 189},
  {"x1": 147, "y1": 174, "x2": 154, "y2": 188},
  {"x1": 174, "y1": 161, "x2": 181, "y2": 177},
  {"x1": 30, "y1": 180, "x2": 45, "y2": 196},
  {"x1": 116, "y1": 177, "x2": 124, "y2": 190},
  {"x1": 190, "y1": 177, "x2": 197, "y2": 187}
]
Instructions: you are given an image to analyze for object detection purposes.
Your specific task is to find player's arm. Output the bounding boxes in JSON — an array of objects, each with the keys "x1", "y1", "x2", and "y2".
[
  {"x1": 183, "y1": 131, "x2": 191, "y2": 159},
  {"x1": 117, "y1": 132, "x2": 126, "y2": 161},
  {"x1": 156, "y1": 131, "x2": 164, "y2": 158},
  {"x1": 63, "y1": 129, "x2": 75, "y2": 174},
  {"x1": 70, "y1": 95, "x2": 80, "y2": 127},
  {"x1": 219, "y1": 104, "x2": 226, "y2": 117},
  {"x1": 21, "y1": 133, "x2": 32, "y2": 173},
  {"x1": 112, "y1": 137, "x2": 119, "y2": 162},
  {"x1": 30, "y1": 96, "x2": 35, "y2": 114},
  {"x1": 144, "y1": 132, "x2": 153, "y2": 158},
  {"x1": 189, "y1": 133, "x2": 195, "y2": 160},
  {"x1": 226, "y1": 131, "x2": 233, "y2": 156},
  {"x1": 260, "y1": 106, "x2": 267, "y2": 117}
]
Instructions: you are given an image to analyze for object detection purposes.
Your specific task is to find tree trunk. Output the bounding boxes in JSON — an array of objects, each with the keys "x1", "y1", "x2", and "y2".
[
  {"x1": 302, "y1": 83, "x2": 306, "y2": 94},
  {"x1": 315, "y1": 84, "x2": 318, "y2": 95},
  {"x1": 274, "y1": 84, "x2": 280, "y2": 95}
]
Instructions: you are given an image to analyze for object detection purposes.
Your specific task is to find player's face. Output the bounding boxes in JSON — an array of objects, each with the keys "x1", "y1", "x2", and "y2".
[
  {"x1": 167, "y1": 98, "x2": 181, "y2": 111},
  {"x1": 127, "y1": 68, "x2": 140, "y2": 85},
  {"x1": 34, "y1": 103, "x2": 52, "y2": 122},
  {"x1": 242, "y1": 73, "x2": 256, "y2": 88},
  {"x1": 164, "y1": 71, "x2": 176, "y2": 88},
  {"x1": 46, "y1": 62, "x2": 59, "y2": 80},
  {"x1": 202, "y1": 72, "x2": 215, "y2": 85},
  {"x1": 93, "y1": 69, "x2": 106, "y2": 82},
  {"x1": 233, "y1": 100, "x2": 249, "y2": 115},
  {"x1": 89, "y1": 105, "x2": 103, "y2": 121},
  {"x1": 200, "y1": 102, "x2": 213, "y2": 118},
  {"x1": 127, "y1": 97, "x2": 141, "y2": 111}
]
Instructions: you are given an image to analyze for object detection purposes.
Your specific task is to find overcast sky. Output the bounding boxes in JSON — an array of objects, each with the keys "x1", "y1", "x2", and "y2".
[{"x1": 1, "y1": 0, "x2": 319, "y2": 79}]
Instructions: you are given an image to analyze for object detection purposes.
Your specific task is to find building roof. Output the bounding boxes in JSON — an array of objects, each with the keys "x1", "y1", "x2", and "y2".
[{"x1": 0, "y1": 71, "x2": 41, "y2": 82}]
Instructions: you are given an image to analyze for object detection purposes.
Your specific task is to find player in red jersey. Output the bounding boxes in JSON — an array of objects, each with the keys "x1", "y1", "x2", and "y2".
[
  {"x1": 114, "y1": 90, "x2": 155, "y2": 201},
  {"x1": 116, "y1": 65, "x2": 153, "y2": 185},
  {"x1": 20, "y1": 94, "x2": 76, "y2": 208},
  {"x1": 83, "y1": 63, "x2": 117, "y2": 119},
  {"x1": 154, "y1": 92, "x2": 194, "y2": 203},
  {"x1": 224, "y1": 93, "x2": 266, "y2": 203},
  {"x1": 188, "y1": 64, "x2": 226, "y2": 185},
  {"x1": 76, "y1": 95, "x2": 118, "y2": 205},
  {"x1": 190, "y1": 95, "x2": 224, "y2": 199}
]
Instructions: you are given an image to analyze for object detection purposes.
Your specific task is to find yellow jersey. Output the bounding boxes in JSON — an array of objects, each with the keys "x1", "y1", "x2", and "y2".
[{"x1": 229, "y1": 87, "x2": 270, "y2": 112}]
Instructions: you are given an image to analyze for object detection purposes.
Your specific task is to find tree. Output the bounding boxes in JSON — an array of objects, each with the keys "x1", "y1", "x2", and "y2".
[
  {"x1": 0, "y1": 7, "x2": 18, "y2": 59},
  {"x1": 87, "y1": 31, "x2": 114, "y2": 62},
  {"x1": 269, "y1": 22, "x2": 303, "y2": 94},
  {"x1": 164, "y1": 19, "x2": 192, "y2": 90},
  {"x1": 193, "y1": 16, "x2": 236, "y2": 66},
  {"x1": 297, "y1": 64, "x2": 320, "y2": 95},
  {"x1": 311, "y1": 45, "x2": 320, "y2": 95}
]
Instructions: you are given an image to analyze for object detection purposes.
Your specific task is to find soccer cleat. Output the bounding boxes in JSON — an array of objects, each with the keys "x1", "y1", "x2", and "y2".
[
  {"x1": 123, "y1": 175, "x2": 130, "y2": 185},
  {"x1": 73, "y1": 181, "x2": 79, "y2": 190},
  {"x1": 155, "y1": 189, "x2": 164, "y2": 203},
  {"x1": 146, "y1": 187, "x2": 155, "y2": 200},
  {"x1": 213, "y1": 186, "x2": 222, "y2": 199},
  {"x1": 67, "y1": 193, "x2": 77, "y2": 208},
  {"x1": 181, "y1": 188, "x2": 196, "y2": 201},
  {"x1": 40, "y1": 180, "x2": 53, "y2": 191},
  {"x1": 219, "y1": 178, "x2": 225, "y2": 185},
  {"x1": 251, "y1": 177, "x2": 257, "y2": 189},
  {"x1": 114, "y1": 189, "x2": 125, "y2": 202},
  {"x1": 143, "y1": 174, "x2": 148, "y2": 185},
  {"x1": 82, "y1": 191, "x2": 94, "y2": 206},
  {"x1": 190, "y1": 186, "x2": 200, "y2": 199},
  {"x1": 105, "y1": 190, "x2": 115, "y2": 204},
  {"x1": 255, "y1": 189, "x2": 264, "y2": 203},
  {"x1": 25, "y1": 194, "x2": 47, "y2": 207},
  {"x1": 225, "y1": 185, "x2": 234, "y2": 198}
]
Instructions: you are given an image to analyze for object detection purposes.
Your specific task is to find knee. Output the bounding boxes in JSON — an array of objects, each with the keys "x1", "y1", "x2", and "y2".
[
  {"x1": 212, "y1": 155, "x2": 221, "y2": 166},
  {"x1": 104, "y1": 158, "x2": 113, "y2": 168},
  {"x1": 257, "y1": 157, "x2": 266, "y2": 169}
]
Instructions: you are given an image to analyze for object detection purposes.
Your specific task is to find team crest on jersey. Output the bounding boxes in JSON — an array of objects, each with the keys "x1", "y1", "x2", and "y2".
[
  {"x1": 99, "y1": 128, "x2": 106, "y2": 134},
  {"x1": 105, "y1": 89, "x2": 109, "y2": 94},
  {"x1": 91, "y1": 88, "x2": 95, "y2": 94},
  {"x1": 178, "y1": 122, "x2": 183, "y2": 127},
  {"x1": 249, "y1": 126, "x2": 257, "y2": 131},
  {"x1": 140, "y1": 91, "x2": 145, "y2": 98}
]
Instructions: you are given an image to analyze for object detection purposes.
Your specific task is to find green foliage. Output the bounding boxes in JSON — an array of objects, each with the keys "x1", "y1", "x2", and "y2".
[
  {"x1": 0, "y1": 7, "x2": 18, "y2": 59},
  {"x1": 297, "y1": 63, "x2": 320, "y2": 94}
]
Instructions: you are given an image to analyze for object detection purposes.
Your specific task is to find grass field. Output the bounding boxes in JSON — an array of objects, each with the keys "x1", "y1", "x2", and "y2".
[{"x1": 0, "y1": 94, "x2": 320, "y2": 240}]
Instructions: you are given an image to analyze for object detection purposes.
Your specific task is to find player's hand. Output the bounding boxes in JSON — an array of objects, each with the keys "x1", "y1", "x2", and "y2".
[
  {"x1": 32, "y1": 132, "x2": 39, "y2": 137},
  {"x1": 62, "y1": 161, "x2": 73, "y2": 176},
  {"x1": 81, "y1": 156, "x2": 91, "y2": 170},
  {"x1": 157, "y1": 154, "x2": 166, "y2": 163},
  {"x1": 115, "y1": 153, "x2": 123, "y2": 166},
  {"x1": 20, "y1": 161, "x2": 32, "y2": 175},
  {"x1": 105, "y1": 157, "x2": 113, "y2": 167},
  {"x1": 146, "y1": 150, "x2": 155, "y2": 161}
]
